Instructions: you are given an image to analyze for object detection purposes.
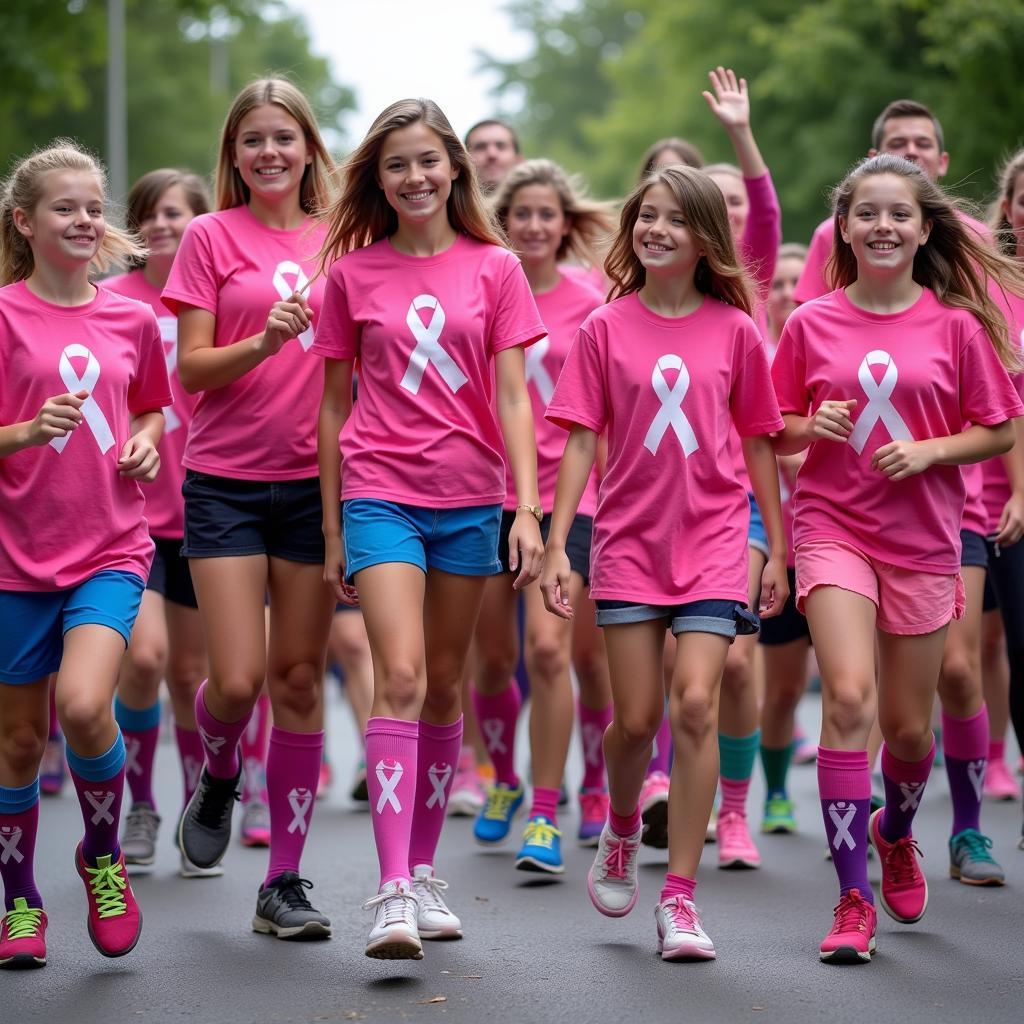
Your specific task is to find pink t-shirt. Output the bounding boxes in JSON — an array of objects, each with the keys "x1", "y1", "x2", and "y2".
[
  {"x1": 312, "y1": 234, "x2": 546, "y2": 508},
  {"x1": 500, "y1": 273, "x2": 603, "y2": 516},
  {"x1": 103, "y1": 270, "x2": 193, "y2": 538},
  {"x1": 772, "y1": 287, "x2": 1023, "y2": 573},
  {"x1": 546, "y1": 293, "x2": 784, "y2": 605},
  {"x1": 796, "y1": 211, "x2": 993, "y2": 304},
  {"x1": 162, "y1": 206, "x2": 328, "y2": 481},
  {"x1": 0, "y1": 281, "x2": 171, "y2": 590}
]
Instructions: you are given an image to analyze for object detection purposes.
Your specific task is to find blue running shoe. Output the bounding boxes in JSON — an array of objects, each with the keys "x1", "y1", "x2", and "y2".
[
  {"x1": 515, "y1": 816, "x2": 564, "y2": 874},
  {"x1": 473, "y1": 782, "x2": 524, "y2": 845}
]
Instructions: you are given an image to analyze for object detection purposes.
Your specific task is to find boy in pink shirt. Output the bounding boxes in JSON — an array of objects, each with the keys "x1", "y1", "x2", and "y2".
[{"x1": 772, "y1": 154, "x2": 1024, "y2": 966}]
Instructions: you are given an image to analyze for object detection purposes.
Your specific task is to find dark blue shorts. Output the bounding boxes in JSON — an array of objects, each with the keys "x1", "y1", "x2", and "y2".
[
  {"x1": 146, "y1": 536, "x2": 198, "y2": 608},
  {"x1": 757, "y1": 567, "x2": 810, "y2": 646},
  {"x1": 594, "y1": 598, "x2": 759, "y2": 640},
  {"x1": 960, "y1": 528, "x2": 988, "y2": 570},
  {"x1": 497, "y1": 511, "x2": 593, "y2": 586}
]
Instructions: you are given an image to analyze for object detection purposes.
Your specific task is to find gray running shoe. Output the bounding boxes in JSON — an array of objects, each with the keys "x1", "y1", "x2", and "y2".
[
  {"x1": 121, "y1": 804, "x2": 160, "y2": 869},
  {"x1": 239, "y1": 799, "x2": 271, "y2": 848},
  {"x1": 252, "y1": 873, "x2": 332, "y2": 940},
  {"x1": 177, "y1": 763, "x2": 241, "y2": 870},
  {"x1": 949, "y1": 829, "x2": 1005, "y2": 886}
]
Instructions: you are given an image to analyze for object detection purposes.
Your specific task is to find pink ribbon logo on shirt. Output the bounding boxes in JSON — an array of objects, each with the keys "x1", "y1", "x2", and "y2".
[
  {"x1": 643, "y1": 354, "x2": 698, "y2": 457},
  {"x1": 525, "y1": 335, "x2": 555, "y2": 404},
  {"x1": 400, "y1": 295, "x2": 468, "y2": 395},
  {"x1": 49, "y1": 344, "x2": 115, "y2": 455},
  {"x1": 272, "y1": 261, "x2": 314, "y2": 351},
  {"x1": 158, "y1": 316, "x2": 181, "y2": 433},
  {"x1": 848, "y1": 350, "x2": 913, "y2": 454}
]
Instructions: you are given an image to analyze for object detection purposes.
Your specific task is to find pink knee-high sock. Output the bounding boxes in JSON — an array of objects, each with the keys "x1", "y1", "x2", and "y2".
[
  {"x1": 174, "y1": 725, "x2": 205, "y2": 807},
  {"x1": 942, "y1": 706, "x2": 989, "y2": 836},
  {"x1": 529, "y1": 786, "x2": 560, "y2": 825},
  {"x1": 114, "y1": 698, "x2": 161, "y2": 810},
  {"x1": 578, "y1": 701, "x2": 612, "y2": 790},
  {"x1": 818, "y1": 747, "x2": 873, "y2": 902},
  {"x1": 989, "y1": 737, "x2": 1007, "y2": 763},
  {"x1": 472, "y1": 681, "x2": 521, "y2": 787},
  {"x1": 194, "y1": 680, "x2": 251, "y2": 780},
  {"x1": 649, "y1": 712, "x2": 671, "y2": 776},
  {"x1": 660, "y1": 872, "x2": 696, "y2": 904},
  {"x1": 408, "y1": 717, "x2": 463, "y2": 871},
  {"x1": 366, "y1": 717, "x2": 419, "y2": 887},
  {"x1": 264, "y1": 728, "x2": 323, "y2": 886},
  {"x1": 879, "y1": 740, "x2": 935, "y2": 842},
  {"x1": 241, "y1": 692, "x2": 271, "y2": 804},
  {"x1": 719, "y1": 778, "x2": 751, "y2": 818}
]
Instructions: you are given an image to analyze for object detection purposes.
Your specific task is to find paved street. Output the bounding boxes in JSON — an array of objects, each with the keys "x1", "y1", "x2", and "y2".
[{"x1": 9, "y1": 690, "x2": 1024, "y2": 1024}]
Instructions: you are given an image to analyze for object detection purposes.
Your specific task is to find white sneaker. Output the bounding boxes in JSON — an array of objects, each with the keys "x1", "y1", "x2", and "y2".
[
  {"x1": 587, "y1": 824, "x2": 642, "y2": 917},
  {"x1": 411, "y1": 865, "x2": 463, "y2": 940},
  {"x1": 655, "y1": 896, "x2": 716, "y2": 961},
  {"x1": 363, "y1": 880, "x2": 423, "y2": 960}
]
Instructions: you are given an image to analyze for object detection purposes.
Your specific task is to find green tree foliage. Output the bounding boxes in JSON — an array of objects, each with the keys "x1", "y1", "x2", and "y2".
[
  {"x1": 485, "y1": 0, "x2": 1024, "y2": 241},
  {"x1": 0, "y1": 1, "x2": 353, "y2": 202}
]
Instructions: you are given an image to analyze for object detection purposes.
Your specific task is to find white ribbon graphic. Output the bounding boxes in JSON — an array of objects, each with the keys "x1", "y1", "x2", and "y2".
[
  {"x1": 425, "y1": 762, "x2": 452, "y2": 810},
  {"x1": 847, "y1": 350, "x2": 913, "y2": 455},
  {"x1": 0, "y1": 827, "x2": 23, "y2": 865},
  {"x1": 272, "y1": 261, "x2": 314, "y2": 351},
  {"x1": 968, "y1": 760, "x2": 987, "y2": 802},
  {"x1": 183, "y1": 756, "x2": 202, "y2": 795},
  {"x1": 85, "y1": 790, "x2": 115, "y2": 826},
  {"x1": 287, "y1": 787, "x2": 313, "y2": 835},
  {"x1": 125, "y1": 737, "x2": 142, "y2": 778},
  {"x1": 482, "y1": 719, "x2": 508, "y2": 756},
  {"x1": 525, "y1": 335, "x2": 555, "y2": 404},
  {"x1": 375, "y1": 760, "x2": 404, "y2": 814},
  {"x1": 828, "y1": 801, "x2": 857, "y2": 851},
  {"x1": 400, "y1": 295, "x2": 468, "y2": 395},
  {"x1": 898, "y1": 781, "x2": 922, "y2": 812},
  {"x1": 643, "y1": 354, "x2": 698, "y2": 457},
  {"x1": 49, "y1": 345, "x2": 115, "y2": 454},
  {"x1": 158, "y1": 316, "x2": 181, "y2": 432},
  {"x1": 199, "y1": 726, "x2": 226, "y2": 756},
  {"x1": 582, "y1": 723, "x2": 604, "y2": 769}
]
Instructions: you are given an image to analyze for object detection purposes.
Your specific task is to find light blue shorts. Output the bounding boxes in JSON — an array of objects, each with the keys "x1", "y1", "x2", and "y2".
[
  {"x1": 747, "y1": 492, "x2": 769, "y2": 558},
  {"x1": 342, "y1": 499, "x2": 503, "y2": 581},
  {"x1": 0, "y1": 571, "x2": 145, "y2": 684}
]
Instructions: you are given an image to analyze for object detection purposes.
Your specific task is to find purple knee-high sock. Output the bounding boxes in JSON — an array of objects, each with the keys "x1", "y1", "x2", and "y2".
[
  {"x1": 66, "y1": 733, "x2": 127, "y2": 865},
  {"x1": 114, "y1": 698, "x2": 161, "y2": 810},
  {"x1": 0, "y1": 781, "x2": 42, "y2": 910},
  {"x1": 818, "y1": 747, "x2": 873, "y2": 902},
  {"x1": 879, "y1": 740, "x2": 935, "y2": 843},
  {"x1": 942, "y1": 706, "x2": 988, "y2": 836}
]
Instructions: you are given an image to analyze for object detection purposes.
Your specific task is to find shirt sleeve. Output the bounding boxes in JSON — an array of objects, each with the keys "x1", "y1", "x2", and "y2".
[
  {"x1": 794, "y1": 219, "x2": 832, "y2": 304},
  {"x1": 770, "y1": 317, "x2": 811, "y2": 416},
  {"x1": 545, "y1": 325, "x2": 607, "y2": 433},
  {"x1": 959, "y1": 326, "x2": 1024, "y2": 426},
  {"x1": 128, "y1": 308, "x2": 173, "y2": 414},
  {"x1": 730, "y1": 325, "x2": 785, "y2": 436},
  {"x1": 310, "y1": 263, "x2": 359, "y2": 360},
  {"x1": 161, "y1": 219, "x2": 218, "y2": 316},
  {"x1": 489, "y1": 255, "x2": 547, "y2": 355},
  {"x1": 740, "y1": 172, "x2": 782, "y2": 298}
]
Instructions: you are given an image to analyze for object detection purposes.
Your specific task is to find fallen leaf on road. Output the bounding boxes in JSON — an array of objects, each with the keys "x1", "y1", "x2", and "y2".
[
  {"x1": 462, "y1": 975, "x2": 482, "y2": 980},
  {"x1": 418, "y1": 996, "x2": 447, "y2": 1004}
]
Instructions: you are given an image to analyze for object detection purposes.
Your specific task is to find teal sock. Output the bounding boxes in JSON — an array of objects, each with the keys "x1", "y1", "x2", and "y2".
[
  {"x1": 719, "y1": 730, "x2": 760, "y2": 816},
  {"x1": 759, "y1": 742, "x2": 794, "y2": 798}
]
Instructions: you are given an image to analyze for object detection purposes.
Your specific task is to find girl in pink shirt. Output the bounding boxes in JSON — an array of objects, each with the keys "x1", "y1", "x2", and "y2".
[
  {"x1": 314, "y1": 98, "x2": 545, "y2": 961},
  {"x1": 771, "y1": 154, "x2": 1024, "y2": 966},
  {"x1": 164, "y1": 79, "x2": 337, "y2": 939},
  {"x1": 542, "y1": 164, "x2": 788, "y2": 962},
  {"x1": 469, "y1": 159, "x2": 614, "y2": 867},
  {"x1": 0, "y1": 142, "x2": 172, "y2": 965},
  {"x1": 103, "y1": 168, "x2": 213, "y2": 878}
]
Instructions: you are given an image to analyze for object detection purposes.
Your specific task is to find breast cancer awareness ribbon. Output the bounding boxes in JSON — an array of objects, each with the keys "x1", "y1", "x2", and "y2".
[
  {"x1": 643, "y1": 354, "x2": 699, "y2": 457},
  {"x1": 828, "y1": 801, "x2": 857, "y2": 851},
  {"x1": 400, "y1": 295, "x2": 468, "y2": 396},
  {"x1": 158, "y1": 316, "x2": 181, "y2": 433},
  {"x1": 0, "y1": 827, "x2": 23, "y2": 866},
  {"x1": 968, "y1": 761, "x2": 986, "y2": 802},
  {"x1": 287, "y1": 787, "x2": 313, "y2": 835},
  {"x1": 125, "y1": 737, "x2": 142, "y2": 777},
  {"x1": 481, "y1": 718, "x2": 508, "y2": 756},
  {"x1": 85, "y1": 790, "x2": 115, "y2": 826},
  {"x1": 183, "y1": 756, "x2": 202, "y2": 795},
  {"x1": 375, "y1": 760, "x2": 404, "y2": 814},
  {"x1": 847, "y1": 350, "x2": 913, "y2": 454},
  {"x1": 49, "y1": 344, "x2": 115, "y2": 454},
  {"x1": 272, "y1": 260, "x2": 314, "y2": 351},
  {"x1": 898, "y1": 781, "x2": 922, "y2": 812},
  {"x1": 582, "y1": 723, "x2": 604, "y2": 769},
  {"x1": 525, "y1": 335, "x2": 555, "y2": 404},
  {"x1": 425, "y1": 762, "x2": 452, "y2": 810},
  {"x1": 199, "y1": 726, "x2": 226, "y2": 756}
]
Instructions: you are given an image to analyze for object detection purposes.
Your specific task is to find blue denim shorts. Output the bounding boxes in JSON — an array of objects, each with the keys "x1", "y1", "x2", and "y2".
[
  {"x1": 747, "y1": 492, "x2": 769, "y2": 557},
  {"x1": 342, "y1": 499, "x2": 502, "y2": 581},
  {"x1": 0, "y1": 571, "x2": 145, "y2": 684},
  {"x1": 594, "y1": 598, "x2": 759, "y2": 640}
]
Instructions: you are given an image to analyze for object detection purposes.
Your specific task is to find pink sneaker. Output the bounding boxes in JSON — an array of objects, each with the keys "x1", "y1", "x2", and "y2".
[
  {"x1": 716, "y1": 811, "x2": 761, "y2": 869},
  {"x1": 793, "y1": 738, "x2": 818, "y2": 765},
  {"x1": 639, "y1": 770, "x2": 670, "y2": 849},
  {"x1": 0, "y1": 898, "x2": 47, "y2": 969},
  {"x1": 984, "y1": 758, "x2": 1020, "y2": 802},
  {"x1": 868, "y1": 808, "x2": 928, "y2": 923},
  {"x1": 819, "y1": 888, "x2": 876, "y2": 964},
  {"x1": 577, "y1": 788, "x2": 609, "y2": 846},
  {"x1": 447, "y1": 761, "x2": 486, "y2": 817},
  {"x1": 75, "y1": 845, "x2": 142, "y2": 958},
  {"x1": 240, "y1": 800, "x2": 271, "y2": 847}
]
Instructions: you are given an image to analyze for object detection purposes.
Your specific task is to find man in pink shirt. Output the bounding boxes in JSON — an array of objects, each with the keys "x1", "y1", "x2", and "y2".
[{"x1": 464, "y1": 119, "x2": 523, "y2": 193}]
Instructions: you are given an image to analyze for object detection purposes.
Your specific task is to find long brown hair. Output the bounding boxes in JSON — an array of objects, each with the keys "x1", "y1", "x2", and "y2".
[
  {"x1": 125, "y1": 168, "x2": 211, "y2": 268},
  {"x1": 604, "y1": 165, "x2": 754, "y2": 315},
  {"x1": 491, "y1": 159, "x2": 614, "y2": 268},
  {"x1": 317, "y1": 98, "x2": 506, "y2": 271},
  {"x1": 215, "y1": 78, "x2": 333, "y2": 214},
  {"x1": 989, "y1": 149, "x2": 1024, "y2": 258},
  {"x1": 827, "y1": 154, "x2": 1024, "y2": 369},
  {"x1": 0, "y1": 139, "x2": 145, "y2": 285}
]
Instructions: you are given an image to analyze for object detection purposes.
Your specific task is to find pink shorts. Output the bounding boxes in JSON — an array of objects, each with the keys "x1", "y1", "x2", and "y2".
[{"x1": 795, "y1": 538, "x2": 965, "y2": 636}]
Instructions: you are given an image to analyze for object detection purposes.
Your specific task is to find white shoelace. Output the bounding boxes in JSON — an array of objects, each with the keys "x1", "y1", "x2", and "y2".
[
  {"x1": 363, "y1": 888, "x2": 418, "y2": 928},
  {"x1": 413, "y1": 874, "x2": 450, "y2": 913}
]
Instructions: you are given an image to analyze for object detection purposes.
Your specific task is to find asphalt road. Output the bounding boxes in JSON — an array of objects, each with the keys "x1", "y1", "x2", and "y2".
[{"x1": 8, "y1": 689, "x2": 1024, "y2": 1024}]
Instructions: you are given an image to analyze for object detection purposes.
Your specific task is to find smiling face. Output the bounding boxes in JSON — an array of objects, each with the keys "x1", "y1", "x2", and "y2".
[
  {"x1": 839, "y1": 172, "x2": 931, "y2": 279},
  {"x1": 377, "y1": 121, "x2": 459, "y2": 227},
  {"x1": 505, "y1": 182, "x2": 568, "y2": 270},
  {"x1": 232, "y1": 103, "x2": 311, "y2": 204},
  {"x1": 137, "y1": 183, "x2": 195, "y2": 263},
  {"x1": 14, "y1": 169, "x2": 106, "y2": 271},
  {"x1": 632, "y1": 182, "x2": 703, "y2": 279},
  {"x1": 707, "y1": 170, "x2": 748, "y2": 242},
  {"x1": 872, "y1": 115, "x2": 948, "y2": 182}
]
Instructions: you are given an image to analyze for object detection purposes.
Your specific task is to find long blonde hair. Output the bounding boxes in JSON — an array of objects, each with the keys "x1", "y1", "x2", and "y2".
[
  {"x1": 215, "y1": 78, "x2": 333, "y2": 214},
  {"x1": 317, "y1": 98, "x2": 505, "y2": 271},
  {"x1": 605, "y1": 165, "x2": 754, "y2": 315},
  {"x1": 989, "y1": 149, "x2": 1024, "y2": 258},
  {"x1": 827, "y1": 154, "x2": 1024, "y2": 369},
  {"x1": 491, "y1": 159, "x2": 614, "y2": 269},
  {"x1": 0, "y1": 139, "x2": 145, "y2": 285}
]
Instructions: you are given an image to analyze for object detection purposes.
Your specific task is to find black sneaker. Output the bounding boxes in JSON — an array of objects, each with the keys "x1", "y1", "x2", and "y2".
[
  {"x1": 177, "y1": 763, "x2": 241, "y2": 870},
  {"x1": 252, "y1": 873, "x2": 332, "y2": 940}
]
